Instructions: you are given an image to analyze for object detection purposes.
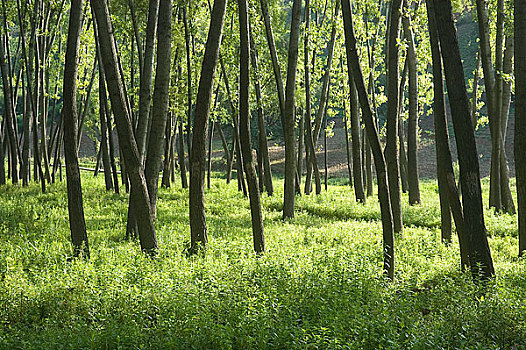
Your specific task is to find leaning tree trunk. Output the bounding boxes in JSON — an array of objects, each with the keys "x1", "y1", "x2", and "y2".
[
  {"x1": 249, "y1": 23, "x2": 273, "y2": 196},
  {"x1": 341, "y1": 0, "x2": 394, "y2": 279},
  {"x1": 515, "y1": 0, "x2": 526, "y2": 257},
  {"x1": 91, "y1": 0, "x2": 158, "y2": 254},
  {"x1": 238, "y1": 0, "x2": 265, "y2": 253},
  {"x1": 349, "y1": 69, "x2": 365, "y2": 202},
  {"x1": 144, "y1": 0, "x2": 172, "y2": 217},
  {"x1": 188, "y1": 0, "x2": 227, "y2": 253},
  {"x1": 385, "y1": 0, "x2": 403, "y2": 233},
  {"x1": 433, "y1": 0, "x2": 494, "y2": 279},
  {"x1": 426, "y1": 0, "x2": 469, "y2": 267},
  {"x1": 63, "y1": 0, "x2": 89, "y2": 258}
]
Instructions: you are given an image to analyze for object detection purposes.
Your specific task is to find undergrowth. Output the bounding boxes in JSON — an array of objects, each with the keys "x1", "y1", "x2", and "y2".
[{"x1": 0, "y1": 174, "x2": 525, "y2": 349}]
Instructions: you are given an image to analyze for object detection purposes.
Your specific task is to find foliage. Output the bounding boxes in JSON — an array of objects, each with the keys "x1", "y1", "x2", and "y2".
[{"x1": 0, "y1": 174, "x2": 525, "y2": 348}]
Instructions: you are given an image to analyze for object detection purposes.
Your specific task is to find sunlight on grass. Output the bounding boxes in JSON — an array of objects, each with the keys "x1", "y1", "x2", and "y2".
[{"x1": 0, "y1": 174, "x2": 525, "y2": 348}]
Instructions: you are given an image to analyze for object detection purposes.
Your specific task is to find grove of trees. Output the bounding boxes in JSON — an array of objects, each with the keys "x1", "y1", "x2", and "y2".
[{"x1": 1, "y1": 0, "x2": 525, "y2": 283}]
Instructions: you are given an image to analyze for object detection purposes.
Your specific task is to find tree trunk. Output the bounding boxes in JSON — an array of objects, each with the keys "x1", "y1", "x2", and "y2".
[
  {"x1": 341, "y1": 0, "x2": 394, "y2": 279},
  {"x1": 188, "y1": 0, "x2": 227, "y2": 253},
  {"x1": 515, "y1": 1, "x2": 526, "y2": 257},
  {"x1": 63, "y1": 0, "x2": 89, "y2": 258},
  {"x1": 135, "y1": 0, "x2": 159, "y2": 161},
  {"x1": 403, "y1": 12, "x2": 421, "y2": 205},
  {"x1": 239, "y1": 0, "x2": 265, "y2": 253},
  {"x1": 91, "y1": 0, "x2": 158, "y2": 254},
  {"x1": 385, "y1": 0, "x2": 403, "y2": 233},
  {"x1": 282, "y1": 0, "x2": 301, "y2": 219},
  {"x1": 349, "y1": 70, "x2": 365, "y2": 202},
  {"x1": 476, "y1": 0, "x2": 502, "y2": 211},
  {"x1": 249, "y1": 24, "x2": 273, "y2": 196},
  {"x1": 178, "y1": 116, "x2": 188, "y2": 188},
  {"x1": 144, "y1": 0, "x2": 172, "y2": 217},
  {"x1": 426, "y1": 0, "x2": 469, "y2": 267},
  {"x1": 433, "y1": 0, "x2": 494, "y2": 279}
]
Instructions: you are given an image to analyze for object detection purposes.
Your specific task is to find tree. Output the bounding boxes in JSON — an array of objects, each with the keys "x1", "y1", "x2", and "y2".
[
  {"x1": 189, "y1": 0, "x2": 228, "y2": 253},
  {"x1": 516, "y1": 0, "x2": 526, "y2": 257},
  {"x1": 385, "y1": 0, "x2": 403, "y2": 233},
  {"x1": 144, "y1": 0, "x2": 172, "y2": 217},
  {"x1": 282, "y1": 0, "x2": 302, "y2": 219},
  {"x1": 341, "y1": 0, "x2": 395, "y2": 279},
  {"x1": 432, "y1": 0, "x2": 494, "y2": 279},
  {"x1": 91, "y1": 0, "x2": 158, "y2": 254},
  {"x1": 402, "y1": 6, "x2": 421, "y2": 205},
  {"x1": 239, "y1": 0, "x2": 265, "y2": 254},
  {"x1": 63, "y1": 0, "x2": 89, "y2": 258}
]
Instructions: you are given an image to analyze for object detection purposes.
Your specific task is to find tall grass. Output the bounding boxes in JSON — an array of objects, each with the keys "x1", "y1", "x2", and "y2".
[{"x1": 0, "y1": 173, "x2": 525, "y2": 349}]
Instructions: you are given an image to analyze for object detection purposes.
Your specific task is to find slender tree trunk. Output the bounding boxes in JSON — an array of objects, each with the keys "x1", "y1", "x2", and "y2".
[
  {"x1": 189, "y1": 0, "x2": 227, "y2": 253},
  {"x1": 350, "y1": 69, "x2": 365, "y2": 202},
  {"x1": 136, "y1": 0, "x2": 159, "y2": 161},
  {"x1": 426, "y1": 0, "x2": 469, "y2": 266},
  {"x1": 385, "y1": 0, "x2": 403, "y2": 233},
  {"x1": 249, "y1": 24, "x2": 273, "y2": 196},
  {"x1": 162, "y1": 112, "x2": 174, "y2": 188},
  {"x1": 515, "y1": 0, "x2": 526, "y2": 257},
  {"x1": 98, "y1": 67, "x2": 113, "y2": 191},
  {"x1": 91, "y1": 0, "x2": 158, "y2": 254},
  {"x1": 341, "y1": 0, "x2": 394, "y2": 279},
  {"x1": 282, "y1": 0, "x2": 301, "y2": 219},
  {"x1": 476, "y1": 0, "x2": 502, "y2": 211},
  {"x1": 433, "y1": 0, "x2": 494, "y2": 279},
  {"x1": 402, "y1": 12, "x2": 420, "y2": 205},
  {"x1": 238, "y1": 0, "x2": 265, "y2": 253},
  {"x1": 144, "y1": 0, "x2": 172, "y2": 217},
  {"x1": 63, "y1": 0, "x2": 89, "y2": 258},
  {"x1": 499, "y1": 36, "x2": 515, "y2": 214},
  {"x1": 0, "y1": 36, "x2": 18, "y2": 184},
  {"x1": 177, "y1": 116, "x2": 188, "y2": 188}
]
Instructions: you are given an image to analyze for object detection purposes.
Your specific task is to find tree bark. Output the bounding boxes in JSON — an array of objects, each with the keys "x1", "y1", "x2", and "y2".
[
  {"x1": 341, "y1": 0, "x2": 394, "y2": 279},
  {"x1": 515, "y1": 1, "x2": 526, "y2": 257},
  {"x1": 189, "y1": 0, "x2": 227, "y2": 253},
  {"x1": 349, "y1": 69, "x2": 365, "y2": 202},
  {"x1": 426, "y1": 0, "x2": 469, "y2": 267},
  {"x1": 402, "y1": 11, "x2": 421, "y2": 205},
  {"x1": 144, "y1": 0, "x2": 172, "y2": 217},
  {"x1": 249, "y1": 24, "x2": 274, "y2": 196},
  {"x1": 433, "y1": 0, "x2": 494, "y2": 279},
  {"x1": 238, "y1": 0, "x2": 265, "y2": 253},
  {"x1": 385, "y1": 0, "x2": 403, "y2": 233},
  {"x1": 91, "y1": 0, "x2": 158, "y2": 254},
  {"x1": 282, "y1": 0, "x2": 301, "y2": 219},
  {"x1": 63, "y1": 0, "x2": 89, "y2": 258}
]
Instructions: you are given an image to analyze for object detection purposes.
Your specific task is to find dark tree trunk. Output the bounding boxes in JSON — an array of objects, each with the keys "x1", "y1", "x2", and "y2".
[
  {"x1": 249, "y1": 25, "x2": 273, "y2": 196},
  {"x1": 303, "y1": 0, "x2": 321, "y2": 196},
  {"x1": 426, "y1": 0, "x2": 469, "y2": 266},
  {"x1": 189, "y1": 0, "x2": 227, "y2": 253},
  {"x1": 0, "y1": 36, "x2": 19, "y2": 184},
  {"x1": 238, "y1": 0, "x2": 265, "y2": 253},
  {"x1": 515, "y1": 1, "x2": 526, "y2": 257},
  {"x1": 341, "y1": 0, "x2": 395, "y2": 279},
  {"x1": 282, "y1": 0, "x2": 301, "y2": 219},
  {"x1": 91, "y1": 0, "x2": 158, "y2": 254},
  {"x1": 402, "y1": 12, "x2": 421, "y2": 205},
  {"x1": 433, "y1": 0, "x2": 494, "y2": 279},
  {"x1": 63, "y1": 0, "x2": 89, "y2": 258},
  {"x1": 135, "y1": 0, "x2": 159, "y2": 161},
  {"x1": 349, "y1": 70, "x2": 365, "y2": 202},
  {"x1": 144, "y1": 0, "x2": 172, "y2": 217},
  {"x1": 385, "y1": 0, "x2": 403, "y2": 233},
  {"x1": 178, "y1": 116, "x2": 188, "y2": 188}
]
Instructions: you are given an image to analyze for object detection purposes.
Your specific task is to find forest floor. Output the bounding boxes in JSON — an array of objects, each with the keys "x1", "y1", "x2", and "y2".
[{"x1": 0, "y1": 173, "x2": 524, "y2": 349}]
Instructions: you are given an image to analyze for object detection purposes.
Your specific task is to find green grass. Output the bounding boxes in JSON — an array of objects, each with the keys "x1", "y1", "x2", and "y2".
[{"x1": 1, "y1": 173, "x2": 525, "y2": 349}]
